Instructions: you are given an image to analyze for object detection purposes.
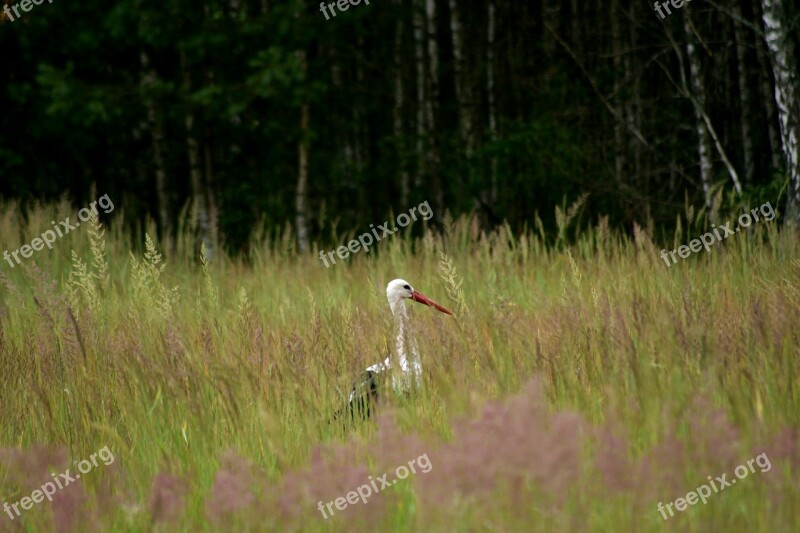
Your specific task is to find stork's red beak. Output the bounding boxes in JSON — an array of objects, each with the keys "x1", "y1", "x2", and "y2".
[{"x1": 411, "y1": 290, "x2": 453, "y2": 315}]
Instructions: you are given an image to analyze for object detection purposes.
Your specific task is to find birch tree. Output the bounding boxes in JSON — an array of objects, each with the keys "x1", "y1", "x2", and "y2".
[
  {"x1": 760, "y1": 0, "x2": 800, "y2": 226},
  {"x1": 180, "y1": 46, "x2": 215, "y2": 257},
  {"x1": 295, "y1": 51, "x2": 310, "y2": 253},
  {"x1": 753, "y1": 0, "x2": 784, "y2": 171}
]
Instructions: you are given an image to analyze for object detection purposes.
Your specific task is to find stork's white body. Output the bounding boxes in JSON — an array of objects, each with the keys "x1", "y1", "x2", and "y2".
[{"x1": 346, "y1": 279, "x2": 452, "y2": 406}]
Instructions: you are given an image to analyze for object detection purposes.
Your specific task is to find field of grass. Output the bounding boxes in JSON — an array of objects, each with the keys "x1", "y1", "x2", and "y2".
[{"x1": 1, "y1": 199, "x2": 798, "y2": 532}]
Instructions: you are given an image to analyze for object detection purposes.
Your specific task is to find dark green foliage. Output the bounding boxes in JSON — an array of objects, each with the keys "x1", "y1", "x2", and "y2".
[{"x1": 0, "y1": 0, "x2": 796, "y2": 252}]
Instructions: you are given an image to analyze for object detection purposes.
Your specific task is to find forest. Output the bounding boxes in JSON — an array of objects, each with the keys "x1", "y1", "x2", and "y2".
[{"x1": 1, "y1": 0, "x2": 798, "y2": 250}]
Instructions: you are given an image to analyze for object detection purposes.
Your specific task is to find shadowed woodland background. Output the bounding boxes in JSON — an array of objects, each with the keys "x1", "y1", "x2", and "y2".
[{"x1": 1, "y1": 0, "x2": 799, "y2": 249}]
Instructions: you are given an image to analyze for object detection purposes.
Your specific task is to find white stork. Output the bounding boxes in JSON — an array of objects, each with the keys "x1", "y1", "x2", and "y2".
[{"x1": 341, "y1": 279, "x2": 453, "y2": 420}]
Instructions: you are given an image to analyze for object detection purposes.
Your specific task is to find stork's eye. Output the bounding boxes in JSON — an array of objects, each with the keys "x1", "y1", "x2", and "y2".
[{"x1": 403, "y1": 284, "x2": 411, "y2": 290}]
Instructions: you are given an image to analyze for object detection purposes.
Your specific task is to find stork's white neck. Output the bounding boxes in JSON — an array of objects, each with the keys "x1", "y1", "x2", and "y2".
[
  {"x1": 389, "y1": 297, "x2": 421, "y2": 388},
  {"x1": 389, "y1": 295, "x2": 407, "y2": 319}
]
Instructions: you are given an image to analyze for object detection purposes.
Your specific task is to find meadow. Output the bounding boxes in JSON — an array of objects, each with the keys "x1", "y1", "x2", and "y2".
[{"x1": 0, "y1": 198, "x2": 798, "y2": 532}]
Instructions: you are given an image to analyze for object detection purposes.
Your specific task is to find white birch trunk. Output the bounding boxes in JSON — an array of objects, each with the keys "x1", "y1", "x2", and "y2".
[
  {"x1": 180, "y1": 47, "x2": 214, "y2": 257},
  {"x1": 753, "y1": 2, "x2": 784, "y2": 172},
  {"x1": 761, "y1": 0, "x2": 800, "y2": 226},
  {"x1": 683, "y1": 15, "x2": 714, "y2": 214},
  {"x1": 295, "y1": 51, "x2": 310, "y2": 253}
]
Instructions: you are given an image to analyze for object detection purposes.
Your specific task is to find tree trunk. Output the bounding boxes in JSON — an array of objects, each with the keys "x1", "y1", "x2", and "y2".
[
  {"x1": 413, "y1": 0, "x2": 426, "y2": 189},
  {"x1": 180, "y1": 47, "x2": 214, "y2": 257},
  {"x1": 753, "y1": 0, "x2": 785, "y2": 172},
  {"x1": 760, "y1": 0, "x2": 800, "y2": 227},
  {"x1": 448, "y1": 0, "x2": 474, "y2": 158},
  {"x1": 393, "y1": 0, "x2": 410, "y2": 205},
  {"x1": 487, "y1": 0, "x2": 498, "y2": 203},
  {"x1": 204, "y1": 125, "x2": 219, "y2": 249},
  {"x1": 628, "y1": 1, "x2": 643, "y2": 196},
  {"x1": 683, "y1": 14, "x2": 714, "y2": 214},
  {"x1": 329, "y1": 47, "x2": 354, "y2": 179},
  {"x1": 671, "y1": 16, "x2": 742, "y2": 199},
  {"x1": 295, "y1": 51, "x2": 310, "y2": 253},
  {"x1": 732, "y1": 1, "x2": 755, "y2": 186},
  {"x1": 610, "y1": 0, "x2": 626, "y2": 188},
  {"x1": 425, "y1": 0, "x2": 443, "y2": 212},
  {"x1": 139, "y1": 52, "x2": 171, "y2": 239},
  {"x1": 354, "y1": 35, "x2": 366, "y2": 174}
]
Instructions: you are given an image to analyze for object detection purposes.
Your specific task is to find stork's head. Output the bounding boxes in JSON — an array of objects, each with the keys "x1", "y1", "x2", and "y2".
[{"x1": 386, "y1": 279, "x2": 453, "y2": 316}]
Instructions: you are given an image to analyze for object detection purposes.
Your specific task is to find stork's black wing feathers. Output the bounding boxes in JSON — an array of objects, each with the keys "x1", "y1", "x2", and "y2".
[
  {"x1": 332, "y1": 369, "x2": 380, "y2": 423},
  {"x1": 349, "y1": 370, "x2": 379, "y2": 419}
]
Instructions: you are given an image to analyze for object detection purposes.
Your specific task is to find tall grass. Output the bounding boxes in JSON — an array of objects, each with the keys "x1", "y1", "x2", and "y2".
[{"x1": 0, "y1": 199, "x2": 798, "y2": 532}]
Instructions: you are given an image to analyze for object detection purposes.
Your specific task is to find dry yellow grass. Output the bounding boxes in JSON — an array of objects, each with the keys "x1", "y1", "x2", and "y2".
[{"x1": 0, "y1": 200, "x2": 798, "y2": 531}]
